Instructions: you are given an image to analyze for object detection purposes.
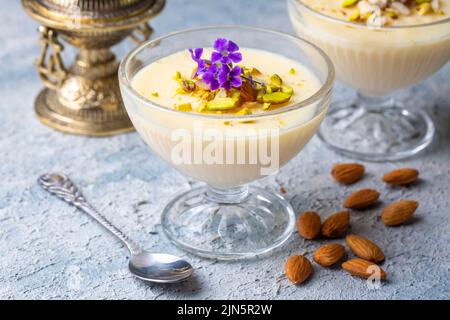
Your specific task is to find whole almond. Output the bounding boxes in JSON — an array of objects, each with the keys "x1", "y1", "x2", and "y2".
[
  {"x1": 344, "y1": 188, "x2": 380, "y2": 210},
  {"x1": 297, "y1": 211, "x2": 321, "y2": 240},
  {"x1": 381, "y1": 199, "x2": 419, "y2": 226},
  {"x1": 313, "y1": 243, "x2": 346, "y2": 267},
  {"x1": 383, "y1": 168, "x2": 419, "y2": 186},
  {"x1": 331, "y1": 163, "x2": 365, "y2": 185},
  {"x1": 342, "y1": 258, "x2": 387, "y2": 280},
  {"x1": 285, "y1": 255, "x2": 313, "y2": 284},
  {"x1": 321, "y1": 211, "x2": 350, "y2": 238},
  {"x1": 346, "y1": 234, "x2": 384, "y2": 262}
]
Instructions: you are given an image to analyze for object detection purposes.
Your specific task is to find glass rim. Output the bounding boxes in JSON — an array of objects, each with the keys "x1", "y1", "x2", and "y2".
[
  {"x1": 118, "y1": 25, "x2": 335, "y2": 120},
  {"x1": 290, "y1": 0, "x2": 450, "y2": 30}
]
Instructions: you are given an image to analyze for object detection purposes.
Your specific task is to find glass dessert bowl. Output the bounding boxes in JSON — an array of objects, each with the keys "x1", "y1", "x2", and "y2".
[
  {"x1": 119, "y1": 26, "x2": 334, "y2": 259},
  {"x1": 288, "y1": 0, "x2": 450, "y2": 161}
]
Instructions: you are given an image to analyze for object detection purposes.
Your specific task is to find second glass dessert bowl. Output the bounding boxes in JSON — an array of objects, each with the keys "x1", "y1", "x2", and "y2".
[
  {"x1": 288, "y1": 0, "x2": 450, "y2": 161},
  {"x1": 119, "y1": 26, "x2": 334, "y2": 259}
]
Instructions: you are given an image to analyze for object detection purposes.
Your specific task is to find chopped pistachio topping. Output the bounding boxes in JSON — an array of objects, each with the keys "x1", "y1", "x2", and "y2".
[
  {"x1": 339, "y1": 0, "x2": 445, "y2": 26},
  {"x1": 281, "y1": 85, "x2": 294, "y2": 95},
  {"x1": 236, "y1": 107, "x2": 252, "y2": 116},
  {"x1": 262, "y1": 92, "x2": 293, "y2": 104},
  {"x1": 206, "y1": 97, "x2": 238, "y2": 111},
  {"x1": 342, "y1": 0, "x2": 359, "y2": 8},
  {"x1": 262, "y1": 103, "x2": 272, "y2": 111},
  {"x1": 173, "y1": 71, "x2": 181, "y2": 81},
  {"x1": 174, "y1": 103, "x2": 192, "y2": 112},
  {"x1": 270, "y1": 74, "x2": 283, "y2": 88},
  {"x1": 151, "y1": 92, "x2": 159, "y2": 97},
  {"x1": 170, "y1": 62, "x2": 296, "y2": 114},
  {"x1": 349, "y1": 8, "x2": 361, "y2": 21},
  {"x1": 416, "y1": 2, "x2": 432, "y2": 15},
  {"x1": 196, "y1": 102, "x2": 207, "y2": 113}
]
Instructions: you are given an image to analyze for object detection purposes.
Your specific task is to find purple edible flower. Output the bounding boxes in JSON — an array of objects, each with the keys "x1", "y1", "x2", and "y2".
[
  {"x1": 189, "y1": 48, "x2": 207, "y2": 78},
  {"x1": 188, "y1": 38, "x2": 243, "y2": 91},
  {"x1": 189, "y1": 48, "x2": 203, "y2": 62},
  {"x1": 211, "y1": 38, "x2": 242, "y2": 65},
  {"x1": 218, "y1": 65, "x2": 242, "y2": 90},
  {"x1": 201, "y1": 64, "x2": 221, "y2": 90}
]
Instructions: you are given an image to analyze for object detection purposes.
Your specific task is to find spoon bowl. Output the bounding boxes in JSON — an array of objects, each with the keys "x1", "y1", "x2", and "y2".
[{"x1": 129, "y1": 252, "x2": 193, "y2": 283}]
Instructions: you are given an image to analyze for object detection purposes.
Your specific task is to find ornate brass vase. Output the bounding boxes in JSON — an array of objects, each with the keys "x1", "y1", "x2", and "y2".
[{"x1": 22, "y1": 0, "x2": 165, "y2": 136}]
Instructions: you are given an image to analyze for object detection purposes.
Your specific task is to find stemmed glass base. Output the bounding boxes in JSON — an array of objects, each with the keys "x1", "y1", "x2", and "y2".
[
  {"x1": 318, "y1": 94, "x2": 435, "y2": 161},
  {"x1": 161, "y1": 185, "x2": 295, "y2": 260}
]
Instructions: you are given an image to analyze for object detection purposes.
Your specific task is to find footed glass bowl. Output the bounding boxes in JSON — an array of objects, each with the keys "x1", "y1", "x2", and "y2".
[
  {"x1": 288, "y1": 0, "x2": 450, "y2": 161},
  {"x1": 119, "y1": 26, "x2": 334, "y2": 259}
]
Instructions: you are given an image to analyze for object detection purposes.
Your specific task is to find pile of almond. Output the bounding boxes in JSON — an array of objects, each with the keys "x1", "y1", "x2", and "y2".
[{"x1": 285, "y1": 164, "x2": 420, "y2": 285}]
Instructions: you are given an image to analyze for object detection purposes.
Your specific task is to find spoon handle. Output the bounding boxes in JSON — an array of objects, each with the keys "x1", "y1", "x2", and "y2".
[{"x1": 38, "y1": 173, "x2": 142, "y2": 255}]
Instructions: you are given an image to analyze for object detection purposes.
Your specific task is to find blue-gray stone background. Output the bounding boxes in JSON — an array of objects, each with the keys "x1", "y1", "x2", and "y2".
[{"x1": 0, "y1": 0, "x2": 449, "y2": 299}]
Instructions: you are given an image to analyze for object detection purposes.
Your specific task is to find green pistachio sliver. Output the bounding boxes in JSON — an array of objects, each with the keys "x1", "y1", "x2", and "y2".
[
  {"x1": 196, "y1": 102, "x2": 207, "y2": 113},
  {"x1": 206, "y1": 98, "x2": 237, "y2": 111},
  {"x1": 254, "y1": 83, "x2": 263, "y2": 91},
  {"x1": 250, "y1": 68, "x2": 262, "y2": 76},
  {"x1": 386, "y1": 9, "x2": 397, "y2": 18},
  {"x1": 270, "y1": 74, "x2": 283, "y2": 87},
  {"x1": 289, "y1": 68, "x2": 296, "y2": 75},
  {"x1": 348, "y1": 8, "x2": 360, "y2": 21},
  {"x1": 151, "y1": 92, "x2": 159, "y2": 97},
  {"x1": 236, "y1": 107, "x2": 252, "y2": 116},
  {"x1": 262, "y1": 92, "x2": 292, "y2": 104},
  {"x1": 181, "y1": 80, "x2": 196, "y2": 92},
  {"x1": 256, "y1": 90, "x2": 265, "y2": 102},
  {"x1": 281, "y1": 85, "x2": 294, "y2": 95},
  {"x1": 231, "y1": 91, "x2": 241, "y2": 102},
  {"x1": 240, "y1": 66, "x2": 251, "y2": 77},
  {"x1": 341, "y1": 0, "x2": 359, "y2": 8},
  {"x1": 174, "y1": 103, "x2": 192, "y2": 112},
  {"x1": 262, "y1": 103, "x2": 271, "y2": 111},
  {"x1": 417, "y1": 2, "x2": 431, "y2": 15},
  {"x1": 173, "y1": 71, "x2": 181, "y2": 81}
]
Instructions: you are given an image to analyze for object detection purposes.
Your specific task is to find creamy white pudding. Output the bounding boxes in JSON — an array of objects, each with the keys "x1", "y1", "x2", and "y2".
[
  {"x1": 289, "y1": 0, "x2": 450, "y2": 96},
  {"x1": 122, "y1": 48, "x2": 328, "y2": 187}
]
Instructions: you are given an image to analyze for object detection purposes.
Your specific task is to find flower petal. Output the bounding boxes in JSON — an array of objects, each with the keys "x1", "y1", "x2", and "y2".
[
  {"x1": 230, "y1": 66, "x2": 242, "y2": 77},
  {"x1": 220, "y1": 56, "x2": 231, "y2": 65},
  {"x1": 222, "y1": 81, "x2": 231, "y2": 91},
  {"x1": 209, "y1": 79, "x2": 220, "y2": 90},
  {"x1": 194, "y1": 60, "x2": 207, "y2": 78},
  {"x1": 213, "y1": 38, "x2": 228, "y2": 52},
  {"x1": 218, "y1": 67, "x2": 230, "y2": 84},
  {"x1": 194, "y1": 48, "x2": 203, "y2": 60},
  {"x1": 202, "y1": 71, "x2": 214, "y2": 83},
  {"x1": 231, "y1": 76, "x2": 242, "y2": 88},
  {"x1": 227, "y1": 40, "x2": 239, "y2": 52},
  {"x1": 211, "y1": 51, "x2": 222, "y2": 63},
  {"x1": 228, "y1": 52, "x2": 242, "y2": 64}
]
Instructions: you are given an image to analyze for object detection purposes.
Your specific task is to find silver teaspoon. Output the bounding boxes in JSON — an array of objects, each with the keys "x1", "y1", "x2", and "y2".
[{"x1": 38, "y1": 173, "x2": 193, "y2": 283}]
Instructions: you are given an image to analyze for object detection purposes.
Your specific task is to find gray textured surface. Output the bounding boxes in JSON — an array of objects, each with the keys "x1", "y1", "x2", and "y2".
[{"x1": 1, "y1": 0, "x2": 449, "y2": 300}]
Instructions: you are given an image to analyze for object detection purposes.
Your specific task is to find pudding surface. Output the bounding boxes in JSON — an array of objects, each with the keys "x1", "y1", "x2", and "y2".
[
  {"x1": 132, "y1": 48, "x2": 320, "y2": 116},
  {"x1": 301, "y1": 0, "x2": 449, "y2": 27}
]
